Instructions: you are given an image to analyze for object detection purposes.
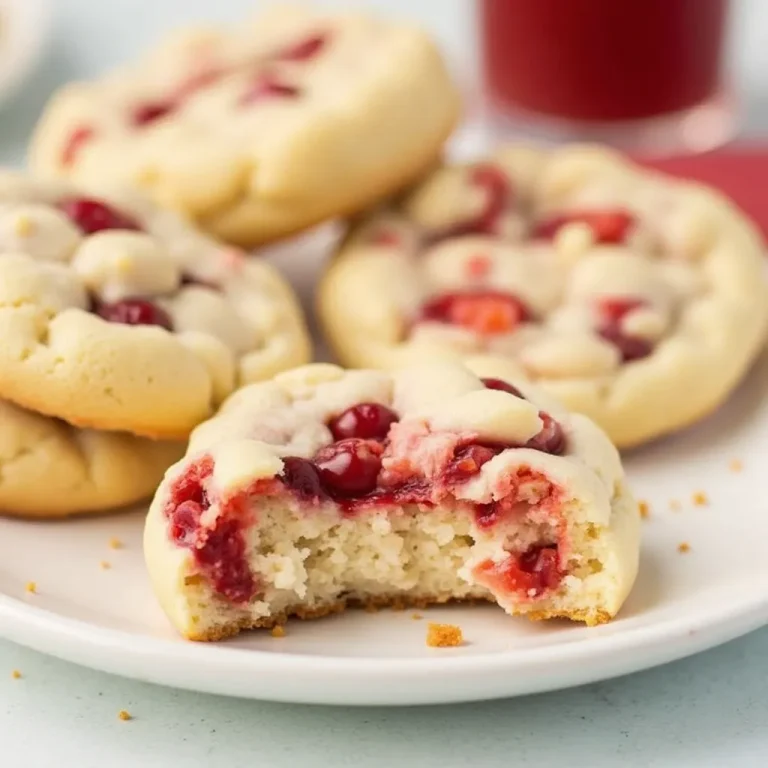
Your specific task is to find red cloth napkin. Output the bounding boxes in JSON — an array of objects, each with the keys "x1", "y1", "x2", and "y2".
[{"x1": 640, "y1": 148, "x2": 768, "y2": 240}]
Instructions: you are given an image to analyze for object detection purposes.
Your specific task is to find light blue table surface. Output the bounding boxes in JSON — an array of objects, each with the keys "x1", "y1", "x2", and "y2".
[{"x1": 2, "y1": 2, "x2": 768, "y2": 766}]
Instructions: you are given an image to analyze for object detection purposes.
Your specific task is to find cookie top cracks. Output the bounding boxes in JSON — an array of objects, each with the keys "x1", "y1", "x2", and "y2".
[
  {"x1": 319, "y1": 145, "x2": 768, "y2": 447},
  {"x1": 172, "y1": 360, "x2": 625, "y2": 527},
  {"x1": 0, "y1": 171, "x2": 310, "y2": 438}
]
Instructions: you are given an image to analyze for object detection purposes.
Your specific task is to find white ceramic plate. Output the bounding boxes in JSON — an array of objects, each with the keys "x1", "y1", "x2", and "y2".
[{"x1": 1, "y1": 232, "x2": 768, "y2": 706}]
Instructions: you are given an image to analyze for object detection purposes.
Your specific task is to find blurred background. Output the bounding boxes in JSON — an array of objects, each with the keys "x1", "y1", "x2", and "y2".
[{"x1": 4, "y1": 0, "x2": 768, "y2": 162}]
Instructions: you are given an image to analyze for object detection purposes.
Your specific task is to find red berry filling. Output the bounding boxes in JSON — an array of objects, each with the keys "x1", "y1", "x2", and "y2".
[
  {"x1": 61, "y1": 126, "x2": 95, "y2": 167},
  {"x1": 481, "y1": 377, "x2": 523, "y2": 397},
  {"x1": 533, "y1": 209, "x2": 635, "y2": 245},
  {"x1": 474, "y1": 544, "x2": 563, "y2": 598},
  {"x1": 596, "y1": 296, "x2": 653, "y2": 363},
  {"x1": 241, "y1": 73, "x2": 300, "y2": 104},
  {"x1": 280, "y1": 456, "x2": 327, "y2": 500},
  {"x1": 429, "y1": 164, "x2": 512, "y2": 242},
  {"x1": 442, "y1": 444, "x2": 501, "y2": 487},
  {"x1": 59, "y1": 198, "x2": 141, "y2": 235},
  {"x1": 132, "y1": 99, "x2": 176, "y2": 126},
  {"x1": 418, "y1": 290, "x2": 531, "y2": 335},
  {"x1": 273, "y1": 32, "x2": 328, "y2": 61},
  {"x1": 165, "y1": 456, "x2": 258, "y2": 605},
  {"x1": 329, "y1": 403, "x2": 399, "y2": 441},
  {"x1": 95, "y1": 298, "x2": 174, "y2": 330},
  {"x1": 314, "y1": 439, "x2": 383, "y2": 497}
]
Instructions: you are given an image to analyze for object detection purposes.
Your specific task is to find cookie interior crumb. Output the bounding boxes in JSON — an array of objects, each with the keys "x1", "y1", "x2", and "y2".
[
  {"x1": 426, "y1": 622, "x2": 463, "y2": 648},
  {"x1": 638, "y1": 500, "x2": 650, "y2": 519},
  {"x1": 270, "y1": 625, "x2": 286, "y2": 638},
  {"x1": 692, "y1": 492, "x2": 708, "y2": 506},
  {"x1": 677, "y1": 542, "x2": 691, "y2": 554},
  {"x1": 117, "y1": 710, "x2": 132, "y2": 721}
]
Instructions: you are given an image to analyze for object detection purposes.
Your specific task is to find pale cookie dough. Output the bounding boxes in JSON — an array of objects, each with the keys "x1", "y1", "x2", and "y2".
[
  {"x1": 29, "y1": 7, "x2": 461, "y2": 247},
  {"x1": 319, "y1": 145, "x2": 768, "y2": 447},
  {"x1": 0, "y1": 170, "x2": 311, "y2": 439},
  {"x1": 0, "y1": 399, "x2": 183, "y2": 518},
  {"x1": 144, "y1": 360, "x2": 639, "y2": 641}
]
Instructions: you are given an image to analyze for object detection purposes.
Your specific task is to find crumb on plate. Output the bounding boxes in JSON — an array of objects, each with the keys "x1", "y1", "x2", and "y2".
[
  {"x1": 108, "y1": 537, "x2": 123, "y2": 550},
  {"x1": 729, "y1": 459, "x2": 743, "y2": 473},
  {"x1": 426, "y1": 623, "x2": 463, "y2": 648},
  {"x1": 25, "y1": 581, "x2": 36, "y2": 594},
  {"x1": 692, "y1": 491, "x2": 708, "y2": 507},
  {"x1": 638, "y1": 500, "x2": 650, "y2": 519},
  {"x1": 669, "y1": 499, "x2": 682, "y2": 511},
  {"x1": 11, "y1": 670, "x2": 21, "y2": 680},
  {"x1": 99, "y1": 560, "x2": 111, "y2": 570},
  {"x1": 678, "y1": 542, "x2": 691, "y2": 554},
  {"x1": 118, "y1": 710, "x2": 132, "y2": 721},
  {"x1": 270, "y1": 625, "x2": 286, "y2": 638},
  {"x1": 412, "y1": 613, "x2": 423, "y2": 620}
]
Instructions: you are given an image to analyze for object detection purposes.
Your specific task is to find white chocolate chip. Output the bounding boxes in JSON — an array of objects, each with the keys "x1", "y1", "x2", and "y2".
[
  {"x1": 165, "y1": 286, "x2": 255, "y2": 354},
  {"x1": 621, "y1": 307, "x2": 669, "y2": 342},
  {"x1": 0, "y1": 204, "x2": 82, "y2": 262},
  {"x1": 393, "y1": 362, "x2": 482, "y2": 414},
  {"x1": 422, "y1": 389, "x2": 542, "y2": 445},
  {"x1": 521, "y1": 334, "x2": 620, "y2": 379},
  {"x1": 71, "y1": 231, "x2": 180, "y2": 302},
  {"x1": 210, "y1": 439, "x2": 284, "y2": 494}
]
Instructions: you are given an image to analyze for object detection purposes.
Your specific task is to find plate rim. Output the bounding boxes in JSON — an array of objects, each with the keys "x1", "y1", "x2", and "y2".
[{"x1": 1, "y1": 577, "x2": 767, "y2": 705}]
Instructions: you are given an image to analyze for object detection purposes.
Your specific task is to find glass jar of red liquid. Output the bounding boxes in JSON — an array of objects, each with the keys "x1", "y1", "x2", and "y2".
[{"x1": 478, "y1": 0, "x2": 735, "y2": 154}]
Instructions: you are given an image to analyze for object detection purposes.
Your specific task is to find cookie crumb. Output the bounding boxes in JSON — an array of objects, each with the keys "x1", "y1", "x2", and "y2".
[
  {"x1": 108, "y1": 537, "x2": 123, "y2": 550},
  {"x1": 638, "y1": 500, "x2": 650, "y2": 519},
  {"x1": 11, "y1": 670, "x2": 21, "y2": 680},
  {"x1": 426, "y1": 623, "x2": 463, "y2": 648},
  {"x1": 669, "y1": 499, "x2": 682, "y2": 511},
  {"x1": 270, "y1": 625, "x2": 286, "y2": 638},
  {"x1": 729, "y1": 459, "x2": 743, "y2": 473},
  {"x1": 117, "y1": 710, "x2": 132, "y2": 721},
  {"x1": 25, "y1": 581, "x2": 37, "y2": 594},
  {"x1": 99, "y1": 560, "x2": 111, "y2": 570},
  {"x1": 692, "y1": 491, "x2": 708, "y2": 507},
  {"x1": 678, "y1": 542, "x2": 691, "y2": 554},
  {"x1": 412, "y1": 613, "x2": 423, "y2": 620}
]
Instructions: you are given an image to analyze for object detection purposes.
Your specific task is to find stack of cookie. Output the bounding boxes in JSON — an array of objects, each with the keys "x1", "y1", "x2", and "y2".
[{"x1": 7, "y1": 7, "x2": 767, "y2": 636}]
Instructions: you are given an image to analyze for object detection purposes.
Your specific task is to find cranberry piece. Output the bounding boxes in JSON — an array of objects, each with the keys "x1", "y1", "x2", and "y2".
[
  {"x1": 59, "y1": 198, "x2": 141, "y2": 235},
  {"x1": 428, "y1": 164, "x2": 512, "y2": 242},
  {"x1": 95, "y1": 298, "x2": 173, "y2": 330},
  {"x1": 314, "y1": 439, "x2": 382, "y2": 497},
  {"x1": 329, "y1": 403, "x2": 399, "y2": 442},
  {"x1": 274, "y1": 33, "x2": 328, "y2": 61},
  {"x1": 241, "y1": 73, "x2": 300, "y2": 104},
  {"x1": 598, "y1": 297, "x2": 646, "y2": 323},
  {"x1": 132, "y1": 99, "x2": 175, "y2": 126},
  {"x1": 481, "y1": 377, "x2": 524, "y2": 398},
  {"x1": 168, "y1": 500, "x2": 202, "y2": 546},
  {"x1": 475, "y1": 544, "x2": 563, "y2": 597},
  {"x1": 443, "y1": 444, "x2": 500, "y2": 487},
  {"x1": 370, "y1": 230, "x2": 402, "y2": 247},
  {"x1": 533, "y1": 209, "x2": 635, "y2": 245},
  {"x1": 527, "y1": 412, "x2": 566, "y2": 455},
  {"x1": 598, "y1": 326, "x2": 653, "y2": 363},
  {"x1": 195, "y1": 518, "x2": 256, "y2": 604},
  {"x1": 596, "y1": 296, "x2": 653, "y2": 363},
  {"x1": 61, "y1": 126, "x2": 95, "y2": 167},
  {"x1": 280, "y1": 457, "x2": 326, "y2": 500},
  {"x1": 418, "y1": 290, "x2": 530, "y2": 335},
  {"x1": 465, "y1": 254, "x2": 491, "y2": 279}
]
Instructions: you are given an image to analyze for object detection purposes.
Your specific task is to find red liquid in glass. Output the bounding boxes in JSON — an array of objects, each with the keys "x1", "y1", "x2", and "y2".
[{"x1": 480, "y1": 0, "x2": 728, "y2": 123}]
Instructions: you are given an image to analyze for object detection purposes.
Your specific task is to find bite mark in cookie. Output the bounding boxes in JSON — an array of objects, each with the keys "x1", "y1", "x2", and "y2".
[{"x1": 144, "y1": 362, "x2": 640, "y2": 641}]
